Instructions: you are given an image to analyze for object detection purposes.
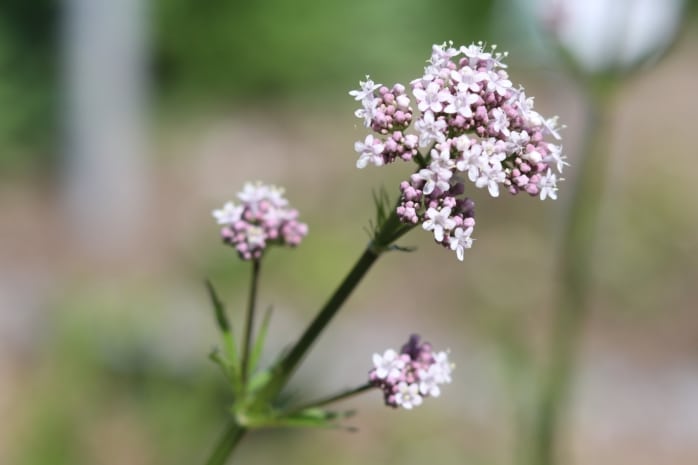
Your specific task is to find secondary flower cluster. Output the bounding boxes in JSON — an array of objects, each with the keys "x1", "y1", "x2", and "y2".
[
  {"x1": 369, "y1": 335, "x2": 453, "y2": 410},
  {"x1": 212, "y1": 182, "x2": 308, "y2": 260},
  {"x1": 350, "y1": 42, "x2": 567, "y2": 261}
]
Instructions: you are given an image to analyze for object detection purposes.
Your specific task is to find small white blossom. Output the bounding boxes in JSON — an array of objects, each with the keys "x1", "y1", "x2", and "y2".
[
  {"x1": 212, "y1": 202, "x2": 243, "y2": 225},
  {"x1": 372, "y1": 349, "x2": 405, "y2": 380},
  {"x1": 431, "y1": 351, "x2": 453, "y2": 384},
  {"x1": 394, "y1": 382, "x2": 423, "y2": 410},
  {"x1": 490, "y1": 107, "x2": 510, "y2": 135},
  {"x1": 451, "y1": 66, "x2": 486, "y2": 93},
  {"x1": 545, "y1": 143, "x2": 569, "y2": 173},
  {"x1": 246, "y1": 225, "x2": 266, "y2": 248},
  {"x1": 543, "y1": 115, "x2": 564, "y2": 140},
  {"x1": 414, "y1": 111, "x2": 447, "y2": 148},
  {"x1": 349, "y1": 75, "x2": 381, "y2": 101},
  {"x1": 443, "y1": 90, "x2": 479, "y2": 118},
  {"x1": 418, "y1": 367, "x2": 442, "y2": 397},
  {"x1": 538, "y1": 169, "x2": 559, "y2": 200},
  {"x1": 354, "y1": 97, "x2": 379, "y2": 127},
  {"x1": 456, "y1": 143, "x2": 485, "y2": 183},
  {"x1": 449, "y1": 226, "x2": 474, "y2": 261},
  {"x1": 486, "y1": 70, "x2": 513, "y2": 96},
  {"x1": 354, "y1": 135, "x2": 385, "y2": 169},
  {"x1": 475, "y1": 163, "x2": 506, "y2": 197},
  {"x1": 417, "y1": 168, "x2": 445, "y2": 195},
  {"x1": 422, "y1": 206, "x2": 456, "y2": 242},
  {"x1": 413, "y1": 81, "x2": 451, "y2": 113}
]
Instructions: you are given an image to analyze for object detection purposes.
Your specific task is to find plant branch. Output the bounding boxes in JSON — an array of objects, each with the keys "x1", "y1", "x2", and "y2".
[
  {"x1": 286, "y1": 383, "x2": 375, "y2": 414},
  {"x1": 204, "y1": 420, "x2": 246, "y2": 465},
  {"x1": 528, "y1": 84, "x2": 616, "y2": 465},
  {"x1": 241, "y1": 259, "x2": 261, "y2": 385}
]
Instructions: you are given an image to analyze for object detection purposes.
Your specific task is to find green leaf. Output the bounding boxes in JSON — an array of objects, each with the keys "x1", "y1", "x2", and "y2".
[
  {"x1": 205, "y1": 279, "x2": 231, "y2": 332},
  {"x1": 209, "y1": 348, "x2": 235, "y2": 383},
  {"x1": 249, "y1": 305, "x2": 273, "y2": 375},
  {"x1": 205, "y1": 279, "x2": 242, "y2": 394},
  {"x1": 247, "y1": 369, "x2": 272, "y2": 394},
  {"x1": 242, "y1": 408, "x2": 356, "y2": 430}
]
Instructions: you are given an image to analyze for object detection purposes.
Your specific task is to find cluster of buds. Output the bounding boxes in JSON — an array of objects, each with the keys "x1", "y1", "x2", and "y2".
[
  {"x1": 350, "y1": 42, "x2": 567, "y2": 260},
  {"x1": 369, "y1": 335, "x2": 453, "y2": 410},
  {"x1": 212, "y1": 182, "x2": 308, "y2": 260}
]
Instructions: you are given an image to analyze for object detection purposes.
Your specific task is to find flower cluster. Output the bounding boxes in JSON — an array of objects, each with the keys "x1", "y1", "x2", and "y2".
[
  {"x1": 212, "y1": 182, "x2": 308, "y2": 260},
  {"x1": 350, "y1": 42, "x2": 567, "y2": 260},
  {"x1": 369, "y1": 335, "x2": 453, "y2": 410}
]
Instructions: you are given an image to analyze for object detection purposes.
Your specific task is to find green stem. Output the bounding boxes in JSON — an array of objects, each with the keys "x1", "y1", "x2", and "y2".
[
  {"x1": 528, "y1": 84, "x2": 616, "y2": 465},
  {"x1": 261, "y1": 209, "x2": 412, "y2": 400},
  {"x1": 204, "y1": 421, "x2": 247, "y2": 465},
  {"x1": 287, "y1": 383, "x2": 375, "y2": 413},
  {"x1": 241, "y1": 259, "x2": 261, "y2": 385}
]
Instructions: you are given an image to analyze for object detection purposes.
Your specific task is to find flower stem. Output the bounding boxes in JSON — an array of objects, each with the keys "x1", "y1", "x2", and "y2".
[
  {"x1": 204, "y1": 420, "x2": 246, "y2": 465},
  {"x1": 286, "y1": 383, "x2": 375, "y2": 413},
  {"x1": 241, "y1": 259, "x2": 261, "y2": 385},
  {"x1": 263, "y1": 209, "x2": 412, "y2": 399},
  {"x1": 527, "y1": 83, "x2": 616, "y2": 465}
]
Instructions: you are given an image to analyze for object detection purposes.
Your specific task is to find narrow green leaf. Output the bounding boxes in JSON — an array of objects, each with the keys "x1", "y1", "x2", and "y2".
[
  {"x1": 209, "y1": 349, "x2": 235, "y2": 383},
  {"x1": 247, "y1": 369, "x2": 272, "y2": 394},
  {"x1": 249, "y1": 305, "x2": 273, "y2": 374},
  {"x1": 205, "y1": 279, "x2": 230, "y2": 332},
  {"x1": 271, "y1": 408, "x2": 356, "y2": 429},
  {"x1": 205, "y1": 280, "x2": 242, "y2": 393}
]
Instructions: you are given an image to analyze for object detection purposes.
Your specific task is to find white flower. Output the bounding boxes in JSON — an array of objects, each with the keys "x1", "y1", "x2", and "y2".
[
  {"x1": 354, "y1": 135, "x2": 385, "y2": 169},
  {"x1": 455, "y1": 142, "x2": 484, "y2": 182},
  {"x1": 349, "y1": 75, "x2": 381, "y2": 101},
  {"x1": 394, "y1": 382, "x2": 423, "y2": 410},
  {"x1": 417, "y1": 167, "x2": 450, "y2": 195},
  {"x1": 372, "y1": 349, "x2": 405, "y2": 380},
  {"x1": 443, "y1": 90, "x2": 479, "y2": 118},
  {"x1": 538, "y1": 169, "x2": 559, "y2": 200},
  {"x1": 490, "y1": 107, "x2": 510, "y2": 135},
  {"x1": 430, "y1": 41, "x2": 460, "y2": 67},
  {"x1": 475, "y1": 163, "x2": 506, "y2": 197},
  {"x1": 460, "y1": 42, "x2": 487, "y2": 66},
  {"x1": 422, "y1": 206, "x2": 456, "y2": 242},
  {"x1": 486, "y1": 70, "x2": 513, "y2": 96},
  {"x1": 431, "y1": 351, "x2": 453, "y2": 384},
  {"x1": 238, "y1": 182, "x2": 270, "y2": 204},
  {"x1": 414, "y1": 111, "x2": 447, "y2": 148},
  {"x1": 543, "y1": 115, "x2": 564, "y2": 140},
  {"x1": 545, "y1": 143, "x2": 569, "y2": 173},
  {"x1": 449, "y1": 226, "x2": 474, "y2": 261},
  {"x1": 429, "y1": 147, "x2": 455, "y2": 177},
  {"x1": 246, "y1": 225, "x2": 266, "y2": 248},
  {"x1": 354, "y1": 97, "x2": 379, "y2": 127},
  {"x1": 212, "y1": 202, "x2": 243, "y2": 225},
  {"x1": 541, "y1": 0, "x2": 684, "y2": 73},
  {"x1": 418, "y1": 367, "x2": 442, "y2": 397},
  {"x1": 413, "y1": 81, "x2": 452, "y2": 113},
  {"x1": 507, "y1": 130, "x2": 530, "y2": 153},
  {"x1": 451, "y1": 66, "x2": 486, "y2": 93}
]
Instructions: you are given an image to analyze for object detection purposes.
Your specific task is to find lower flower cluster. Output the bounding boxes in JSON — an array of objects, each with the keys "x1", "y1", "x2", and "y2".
[
  {"x1": 212, "y1": 182, "x2": 308, "y2": 260},
  {"x1": 369, "y1": 335, "x2": 453, "y2": 410}
]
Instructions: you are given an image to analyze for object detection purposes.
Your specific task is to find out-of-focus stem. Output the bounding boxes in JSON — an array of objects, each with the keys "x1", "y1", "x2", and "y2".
[
  {"x1": 285, "y1": 382, "x2": 375, "y2": 413},
  {"x1": 204, "y1": 420, "x2": 246, "y2": 465},
  {"x1": 528, "y1": 84, "x2": 616, "y2": 465},
  {"x1": 241, "y1": 259, "x2": 261, "y2": 385}
]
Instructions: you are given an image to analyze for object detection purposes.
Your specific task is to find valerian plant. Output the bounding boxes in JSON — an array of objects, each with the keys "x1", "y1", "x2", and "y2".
[{"x1": 203, "y1": 41, "x2": 566, "y2": 465}]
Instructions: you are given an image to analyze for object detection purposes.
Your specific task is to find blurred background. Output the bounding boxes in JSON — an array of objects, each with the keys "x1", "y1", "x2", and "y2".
[{"x1": 1, "y1": 1, "x2": 697, "y2": 464}]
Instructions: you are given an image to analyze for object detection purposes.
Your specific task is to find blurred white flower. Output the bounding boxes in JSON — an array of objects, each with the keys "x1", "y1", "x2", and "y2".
[{"x1": 538, "y1": 0, "x2": 684, "y2": 73}]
